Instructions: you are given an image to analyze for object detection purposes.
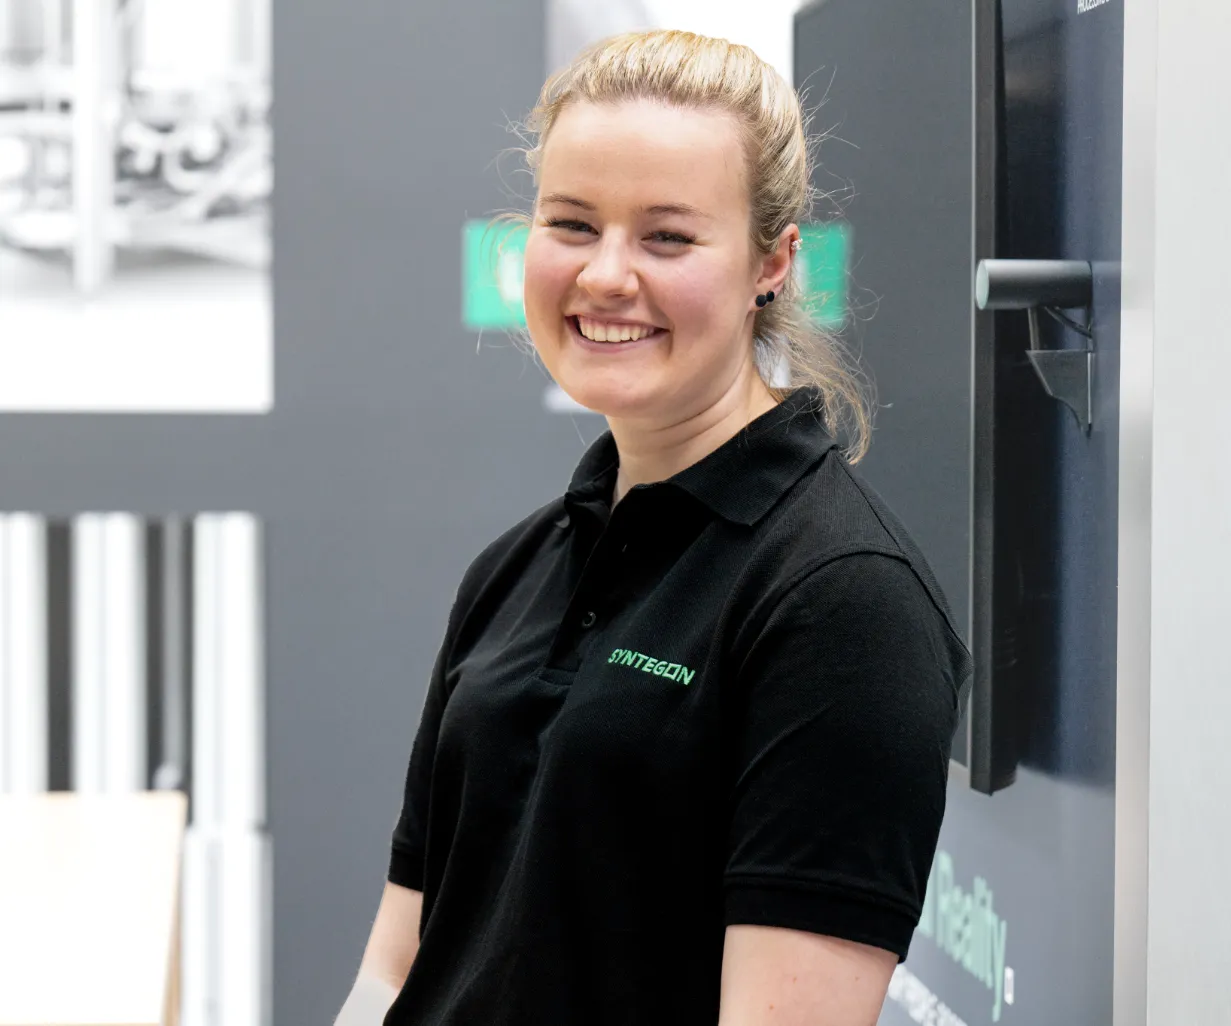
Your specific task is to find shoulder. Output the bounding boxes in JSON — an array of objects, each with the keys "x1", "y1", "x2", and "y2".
[
  {"x1": 759, "y1": 450, "x2": 966, "y2": 644},
  {"x1": 748, "y1": 551, "x2": 955, "y2": 661},
  {"x1": 775, "y1": 554, "x2": 967, "y2": 686},
  {"x1": 791, "y1": 451, "x2": 928, "y2": 564},
  {"x1": 733, "y1": 552, "x2": 970, "y2": 747},
  {"x1": 729, "y1": 453, "x2": 972, "y2": 700}
]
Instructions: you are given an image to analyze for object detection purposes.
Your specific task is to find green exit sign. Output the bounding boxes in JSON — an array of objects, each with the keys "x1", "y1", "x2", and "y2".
[
  {"x1": 462, "y1": 220, "x2": 529, "y2": 330},
  {"x1": 462, "y1": 218, "x2": 849, "y2": 331},
  {"x1": 796, "y1": 222, "x2": 850, "y2": 329}
]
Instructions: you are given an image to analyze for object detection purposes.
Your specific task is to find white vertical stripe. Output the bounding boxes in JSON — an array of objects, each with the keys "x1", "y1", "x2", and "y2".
[
  {"x1": 219, "y1": 514, "x2": 265, "y2": 830},
  {"x1": 184, "y1": 513, "x2": 268, "y2": 1026},
  {"x1": 72, "y1": 515, "x2": 106, "y2": 793},
  {"x1": 218, "y1": 515, "x2": 267, "y2": 1025},
  {"x1": 193, "y1": 515, "x2": 222, "y2": 829},
  {"x1": 192, "y1": 512, "x2": 266, "y2": 826},
  {"x1": 179, "y1": 831, "x2": 215, "y2": 1026},
  {"x1": 101, "y1": 513, "x2": 145, "y2": 792},
  {"x1": 1115, "y1": 1, "x2": 1156, "y2": 1023},
  {"x1": 183, "y1": 514, "x2": 222, "y2": 1026},
  {"x1": 71, "y1": 513, "x2": 145, "y2": 793},
  {"x1": 3, "y1": 515, "x2": 49, "y2": 794},
  {"x1": 219, "y1": 832, "x2": 271, "y2": 1025}
]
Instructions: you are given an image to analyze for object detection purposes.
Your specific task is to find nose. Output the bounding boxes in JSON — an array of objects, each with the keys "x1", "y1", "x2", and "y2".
[{"x1": 575, "y1": 231, "x2": 638, "y2": 300}]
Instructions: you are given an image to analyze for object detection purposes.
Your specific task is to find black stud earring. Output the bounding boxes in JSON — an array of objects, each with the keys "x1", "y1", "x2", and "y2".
[{"x1": 755, "y1": 290, "x2": 776, "y2": 308}]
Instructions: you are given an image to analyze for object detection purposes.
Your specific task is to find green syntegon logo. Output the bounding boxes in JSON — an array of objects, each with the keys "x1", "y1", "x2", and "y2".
[
  {"x1": 606, "y1": 648, "x2": 695, "y2": 685},
  {"x1": 917, "y1": 849, "x2": 1011, "y2": 1022}
]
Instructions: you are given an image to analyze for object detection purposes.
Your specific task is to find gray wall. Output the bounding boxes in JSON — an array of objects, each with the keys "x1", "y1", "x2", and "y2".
[{"x1": 1137, "y1": 0, "x2": 1231, "y2": 1022}]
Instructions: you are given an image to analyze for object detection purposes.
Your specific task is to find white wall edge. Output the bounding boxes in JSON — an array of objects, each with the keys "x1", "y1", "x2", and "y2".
[{"x1": 1114, "y1": 0, "x2": 1156, "y2": 1022}]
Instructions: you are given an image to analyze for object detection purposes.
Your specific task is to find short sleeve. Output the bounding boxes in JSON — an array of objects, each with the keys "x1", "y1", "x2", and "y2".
[
  {"x1": 723, "y1": 552, "x2": 967, "y2": 961},
  {"x1": 388, "y1": 589, "x2": 463, "y2": 892}
]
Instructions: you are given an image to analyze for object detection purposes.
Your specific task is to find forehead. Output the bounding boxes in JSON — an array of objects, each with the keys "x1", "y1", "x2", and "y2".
[{"x1": 538, "y1": 100, "x2": 748, "y2": 214}]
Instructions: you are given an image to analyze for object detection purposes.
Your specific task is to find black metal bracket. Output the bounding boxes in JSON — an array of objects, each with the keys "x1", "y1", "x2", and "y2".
[{"x1": 975, "y1": 259, "x2": 1095, "y2": 431}]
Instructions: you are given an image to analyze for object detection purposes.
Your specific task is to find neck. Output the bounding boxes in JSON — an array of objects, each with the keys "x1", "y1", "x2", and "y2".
[{"x1": 607, "y1": 373, "x2": 781, "y2": 507}]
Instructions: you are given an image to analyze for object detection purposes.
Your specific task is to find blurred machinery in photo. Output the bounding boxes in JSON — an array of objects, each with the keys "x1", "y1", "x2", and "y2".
[{"x1": 0, "y1": 0, "x2": 270, "y2": 294}]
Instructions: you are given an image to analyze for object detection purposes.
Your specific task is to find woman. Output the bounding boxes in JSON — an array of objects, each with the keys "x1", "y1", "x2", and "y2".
[{"x1": 336, "y1": 29, "x2": 971, "y2": 1026}]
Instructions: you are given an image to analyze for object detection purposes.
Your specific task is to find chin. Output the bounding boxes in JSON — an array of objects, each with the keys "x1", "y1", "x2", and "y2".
[{"x1": 556, "y1": 377, "x2": 662, "y2": 420}]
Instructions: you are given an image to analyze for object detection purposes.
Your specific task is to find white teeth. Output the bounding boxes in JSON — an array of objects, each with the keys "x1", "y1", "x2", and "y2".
[{"x1": 577, "y1": 317, "x2": 656, "y2": 343}]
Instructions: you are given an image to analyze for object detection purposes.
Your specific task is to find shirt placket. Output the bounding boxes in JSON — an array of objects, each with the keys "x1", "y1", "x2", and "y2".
[{"x1": 546, "y1": 500, "x2": 640, "y2": 674}]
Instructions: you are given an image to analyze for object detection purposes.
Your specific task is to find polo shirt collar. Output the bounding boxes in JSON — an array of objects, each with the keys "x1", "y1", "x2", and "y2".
[{"x1": 564, "y1": 386, "x2": 839, "y2": 527}]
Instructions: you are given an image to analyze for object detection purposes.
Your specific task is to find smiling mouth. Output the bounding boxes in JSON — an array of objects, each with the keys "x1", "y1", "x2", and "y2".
[{"x1": 569, "y1": 316, "x2": 666, "y2": 344}]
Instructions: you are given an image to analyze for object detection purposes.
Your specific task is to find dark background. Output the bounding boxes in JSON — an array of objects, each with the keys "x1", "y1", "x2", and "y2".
[{"x1": 796, "y1": 0, "x2": 1121, "y2": 1022}]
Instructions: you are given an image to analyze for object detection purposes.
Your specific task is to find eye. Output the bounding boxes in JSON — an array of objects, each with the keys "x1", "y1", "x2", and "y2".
[
  {"x1": 648, "y1": 231, "x2": 695, "y2": 245},
  {"x1": 544, "y1": 217, "x2": 596, "y2": 234}
]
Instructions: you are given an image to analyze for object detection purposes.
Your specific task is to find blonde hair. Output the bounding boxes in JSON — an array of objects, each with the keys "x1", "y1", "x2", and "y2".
[{"x1": 518, "y1": 28, "x2": 873, "y2": 462}]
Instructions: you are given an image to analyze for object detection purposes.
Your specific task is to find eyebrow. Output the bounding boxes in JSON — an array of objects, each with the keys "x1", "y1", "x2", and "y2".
[
  {"x1": 641, "y1": 202, "x2": 709, "y2": 219},
  {"x1": 540, "y1": 193, "x2": 597, "y2": 210},
  {"x1": 539, "y1": 194, "x2": 710, "y2": 219}
]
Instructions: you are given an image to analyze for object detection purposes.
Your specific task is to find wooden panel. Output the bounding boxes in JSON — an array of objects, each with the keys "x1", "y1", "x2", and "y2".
[{"x1": 0, "y1": 792, "x2": 185, "y2": 1026}]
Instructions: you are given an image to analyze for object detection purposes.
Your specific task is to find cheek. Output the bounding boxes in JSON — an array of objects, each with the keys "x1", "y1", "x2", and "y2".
[
  {"x1": 652, "y1": 258, "x2": 745, "y2": 339},
  {"x1": 523, "y1": 234, "x2": 576, "y2": 321}
]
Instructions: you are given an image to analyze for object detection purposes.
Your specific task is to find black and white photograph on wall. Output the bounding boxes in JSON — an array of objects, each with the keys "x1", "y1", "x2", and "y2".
[{"x1": 0, "y1": 0, "x2": 271, "y2": 411}]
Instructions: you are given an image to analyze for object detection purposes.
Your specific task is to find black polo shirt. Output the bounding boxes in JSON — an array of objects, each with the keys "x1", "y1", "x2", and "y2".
[{"x1": 384, "y1": 386, "x2": 972, "y2": 1026}]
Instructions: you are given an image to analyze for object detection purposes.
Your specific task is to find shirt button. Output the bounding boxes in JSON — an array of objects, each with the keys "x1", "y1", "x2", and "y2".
[{"x1": 580, "y1": 610, "x2": 598, "y2": 629}]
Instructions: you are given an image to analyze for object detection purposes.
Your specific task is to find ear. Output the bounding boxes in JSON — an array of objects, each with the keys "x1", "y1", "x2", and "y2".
[{"x1": 752, "y1": 224, "x2": 802, "y2": 308}]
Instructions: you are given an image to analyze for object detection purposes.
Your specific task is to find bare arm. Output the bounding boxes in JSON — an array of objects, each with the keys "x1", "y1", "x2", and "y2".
[
  {"x1": 334, "y1": 882, "x2": 424, "y2": 1026},
  {"x1": 717, "y1": 924, "x2": 897, "y2": 1026}
]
